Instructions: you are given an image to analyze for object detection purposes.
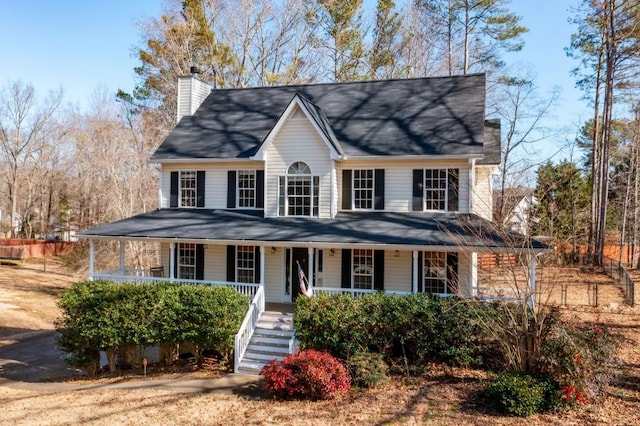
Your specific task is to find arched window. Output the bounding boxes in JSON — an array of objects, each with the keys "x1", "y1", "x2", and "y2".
[{"x1": 279, "y1": 161, "x2": 319, "y2": 216}]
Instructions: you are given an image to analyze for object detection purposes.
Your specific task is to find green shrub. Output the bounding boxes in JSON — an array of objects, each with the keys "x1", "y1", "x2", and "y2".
[
  {"x1": 347, "y1": 351, "x2": 389, "y2": 388},
  {"x1": 484, "y1": 371, "x2": 559, "y2": 417},
  {"x1": 55, "y1": 280, "x2": 248, "y2": 374},
  {"x1": 260, "y1": 349, "x2": 351, "y2": 400}
]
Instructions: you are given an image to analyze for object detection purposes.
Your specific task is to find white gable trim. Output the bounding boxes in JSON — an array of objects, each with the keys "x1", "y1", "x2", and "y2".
[{"x1": 252, "y1": 95, "x2": 343, "y2": 161}]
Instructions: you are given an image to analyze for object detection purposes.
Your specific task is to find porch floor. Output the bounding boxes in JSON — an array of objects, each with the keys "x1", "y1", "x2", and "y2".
[{"x1": 265, "y1": 302, "x2": 295, "y2": 314}]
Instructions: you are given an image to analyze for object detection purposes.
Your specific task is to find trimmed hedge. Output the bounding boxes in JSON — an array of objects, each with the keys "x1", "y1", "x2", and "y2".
[
  {"x1": 55, "y1": 280, "x2": 248, "y2": 373},
  {"x1": 294, "y1": 293, "x2": 504, "y2": 368}
]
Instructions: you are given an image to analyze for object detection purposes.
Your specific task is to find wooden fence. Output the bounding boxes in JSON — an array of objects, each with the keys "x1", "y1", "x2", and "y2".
[{"x1": 0, "y1": 239, "x2": 73, "y2": 260}]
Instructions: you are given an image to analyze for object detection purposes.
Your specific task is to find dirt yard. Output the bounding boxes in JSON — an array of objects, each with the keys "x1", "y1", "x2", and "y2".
[{"x1": 1, "y1": 260, "x2": 639, "y2": 425}]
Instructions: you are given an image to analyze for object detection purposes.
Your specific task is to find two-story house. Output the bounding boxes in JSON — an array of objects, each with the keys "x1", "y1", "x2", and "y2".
[{"x1": 78, "y1": 73, "x2": 546, "y2": 372}]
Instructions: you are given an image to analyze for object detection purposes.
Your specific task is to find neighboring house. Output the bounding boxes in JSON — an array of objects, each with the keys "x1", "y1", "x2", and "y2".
[
  {"x1": 78, "y1": 73, "x2": 546, "y2": 372},
  {"x1": 495, "y1": 187, "x2": 538, "y2": 237}
]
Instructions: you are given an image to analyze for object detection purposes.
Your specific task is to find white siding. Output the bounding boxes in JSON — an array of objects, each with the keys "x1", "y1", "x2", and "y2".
[
  {"x1": 337, "y1": 159, "x2": 470, "y2": 213},
  {"x1": 161, "y1": 162, "x2": 263, "y2": 209},
  {"x1": 472, "y1": 165, "x2": 495, "y2": 220},
  {"x1": 324, "y1": 249, "x2": 342, "y2": 287},
  {"x1": 204, "y1": 245, "x2": 227, "y2": 281},
  {"x1": 177, "y1": 76, "x2": 210, "y2": 123},
  {"x1": 264, "y1": 114, "x2": 333, "y2": 218},
  {"x1": 384, "y1": 250, "x2": 412, "y2": 292}
]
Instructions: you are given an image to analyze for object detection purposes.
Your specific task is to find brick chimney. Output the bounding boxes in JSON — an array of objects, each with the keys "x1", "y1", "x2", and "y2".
[{"x1": 176, "y1": 66, "x2": 211, "y2": 124}]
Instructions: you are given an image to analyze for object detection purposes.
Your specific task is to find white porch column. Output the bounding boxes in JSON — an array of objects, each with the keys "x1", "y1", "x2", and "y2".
[
  {"x1": 471, "y1": 252, "x2": 478, "y2": 297},
  {"x1": 412, "y1": 250, "x2": 418, "y2": 293},
  {"x1": 528, "y1": 254, "x2": 537, "y2": 310},
  {"x1": 260, "y1": 246, "x2": 265, "y2": 285},
  {"x1": 118, "y1": 241, "x2": 125, "y2": 275},
  {"x1": 330, "y1": 165, "x2": 336, "y2": 219},
  {"x1": 169, "y1": 242, "x2": 176, "y2": 280},
  {"x1": 308, "y1": 247, "x2": 314, "y2": 287},
  {"x1": 89, "y1": 240, "x2": 95, "y2": 280}
]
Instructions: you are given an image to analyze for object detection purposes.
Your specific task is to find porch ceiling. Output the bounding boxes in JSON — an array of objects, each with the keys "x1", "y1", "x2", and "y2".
[{"x1": 77, "y1": 209, "x2": 547, "y2": 253}]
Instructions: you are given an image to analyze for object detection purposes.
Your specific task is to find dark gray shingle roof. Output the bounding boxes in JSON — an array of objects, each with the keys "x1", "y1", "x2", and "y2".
[
  {"x1": 478, "y1": 118, "x2": 501, "y2": 165},
  {"x1": 78, "y1": 209, "x2": 547, "y2": 251},
  {"x1": 152, "y1": 74, "x2": 488, "y2": 160}
]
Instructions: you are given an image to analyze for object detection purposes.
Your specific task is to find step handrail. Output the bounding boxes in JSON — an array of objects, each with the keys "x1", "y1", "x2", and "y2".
[{"x1": 234, "y1": 285, "x2": 265, "y2": 373}]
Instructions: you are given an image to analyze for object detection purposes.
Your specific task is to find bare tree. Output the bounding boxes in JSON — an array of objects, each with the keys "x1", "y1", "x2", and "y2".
[
  {"x1": 0, "y1": 81, "x2": 63, "y2": 237},
  {"x1": 489, "y1": 70, "x2": 560, "y2": 226}
]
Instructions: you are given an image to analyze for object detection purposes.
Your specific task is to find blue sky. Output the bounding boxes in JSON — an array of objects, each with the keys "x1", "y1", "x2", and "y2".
[{"x1": 1, "y1": 0, "x2": 589, "y2": 163}]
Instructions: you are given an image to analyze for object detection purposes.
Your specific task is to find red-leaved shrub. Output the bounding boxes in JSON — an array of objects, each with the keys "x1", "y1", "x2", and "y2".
[{"x1": 260, "y1": 349, "x2": 351, "y2": 400}]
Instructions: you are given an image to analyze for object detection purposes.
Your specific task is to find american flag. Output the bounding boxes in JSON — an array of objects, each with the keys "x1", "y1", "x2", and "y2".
[{"x1": 296, "y1": 261, "x2": 313, "y2": 297}]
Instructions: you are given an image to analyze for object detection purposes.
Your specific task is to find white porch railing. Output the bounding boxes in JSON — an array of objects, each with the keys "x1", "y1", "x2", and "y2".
[
  {"x1": 234, "y1": 285, "x2": 265, "y2": 373},
  {"x1": 314, "y1": 287, "x2": 411, "y2": 297},
  {"x1": 92, "y1": 270, "x2": 260, "y2": 300}
]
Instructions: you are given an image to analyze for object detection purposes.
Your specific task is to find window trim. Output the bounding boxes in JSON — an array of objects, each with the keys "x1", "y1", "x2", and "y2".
[
  {"x1": 177, "y1": 243, "x2": 196, "y2": 280},
  {"x1": 237, "y1": 170, "x2": 256, "y2": 209},
  {"x1": 278, "y1": 161, "x2": 319, "y2": 217},
  {"x1": 179, "y1": 170, "x2": 198, "y2": 208},
  {"x1": 236, "y1": 245, "x2": 256, "y2": 283},
  {"x1": 422, "y1": 168, "x2": 448, "y2": 211},
  {"x1": 352, "y1": 169, "x2": 374, "y2": 210},
  {"x1": 352, "y1": 249, "x2": 374, "y2": 290}
]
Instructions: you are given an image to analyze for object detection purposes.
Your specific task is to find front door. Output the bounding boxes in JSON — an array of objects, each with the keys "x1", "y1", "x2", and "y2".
[{"x1": 287, "y1": 248, "x2": 308, "y2": 301}]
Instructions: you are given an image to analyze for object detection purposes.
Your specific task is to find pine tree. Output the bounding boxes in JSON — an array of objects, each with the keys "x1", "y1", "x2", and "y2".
[{"x1": 369, "y1": 0, "x2": 402, "y2": 79}]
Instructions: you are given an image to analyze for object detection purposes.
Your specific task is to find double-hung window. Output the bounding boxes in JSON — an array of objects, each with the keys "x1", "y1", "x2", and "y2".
[
  {"x1": 170, "y1": 170, "x2": 205, "y2": 208},
  {"x1": 342, "y1": 169, "x2": 385, "y2": 211},
  {"x1": 412, "y1": 168, "x2": 459, "y2": 212},
  {"x1": 278, "y1": 162, "x2": 319, "y2": 216},
  {"x1": 236, "y1": 245, "x2": 255, "y2": 283},
  {"x1": 237, "y1": 171, "x2": 255, "y2": 208},
  {"x1": 177, "y1": 243, "x2": 196, "y2": 280},
  {"x1": 421, "y1": 251, "x2": 458, "y2": 295},
  {"x1": 227, "y1": 170, "x2": 264, "y2": 209},
  {"x1": 353, "y1": 169, "x2": 374, "y2": 210},
  {"x1": 353, "y1": 249, "x2": 374, "y2": 289},
  {"x1": 422, "y1": 251, "x2": 446, "y2": 293},
  {"x1": 180, "y1": 171, "x2": 197, "y2": 207}
]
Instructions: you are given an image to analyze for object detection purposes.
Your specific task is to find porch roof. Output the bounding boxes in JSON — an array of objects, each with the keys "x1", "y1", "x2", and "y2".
[{"x1": 78, "y1": 209, "x2": 547, "y2": 253}]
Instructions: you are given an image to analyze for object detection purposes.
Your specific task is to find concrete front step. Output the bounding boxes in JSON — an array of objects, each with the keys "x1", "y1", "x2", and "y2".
[{"x1": 252, "y1": 335, "x2": 291, "y2": 346}]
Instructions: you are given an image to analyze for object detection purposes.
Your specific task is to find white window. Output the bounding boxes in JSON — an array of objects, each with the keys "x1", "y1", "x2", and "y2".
[
  {"x1": 423, "y1": 251, "x2": 447, "y2": 294},
  {"x1": 178, "y1": 243, "x2": 196, "y2": 280},
  {"x1": 279, "y1": 162, "x2": 319, "y2": 216},
  {"x1": 353, "y1": 249, "x2": 374, "y2": 289},
  {"x1": 424, "y1": 169, "x2": 447, "y2": 211},
  {"x1": 236, "y1": 245, "x2": 255, "y2": 283},
  {"x1": 353, "y1": 169, "x2": 374, "y2": 210},
  {"x1": 180, "y1": 171, "x2": 197, "y2": 207},
  {"x1": 237, "y1": 171, "x2": 255, "y2": 208}
]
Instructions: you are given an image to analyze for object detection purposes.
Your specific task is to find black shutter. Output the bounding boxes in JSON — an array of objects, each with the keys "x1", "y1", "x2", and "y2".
[
  {"x1": 226, "y1": 245, "x2": 235, "y2": 282},
  {"x1": 447, "y1": 252, "x2": 459, "y2": 294},
  {"x1": 195, "y1": 244, "x2": 205, "y2": 280},
  {"x1": 374, "y1": 169, "x2": 385, "y2": 210},
  {"x1": 341, "y1": 249, "x2": 352, "y2": 288},
  {"x1": 412, "y1": 169, "x2": 423, "y2": 211},
  {"x1": 170, "y1": 171, "x2": 179, "y2": 208},
  {"x1": 227, "y1": 171, "x2": 236, "y2": 208},
  {"x1": 416, "y1": 251, "x2": 423, "y2": 293},
  {"x1": 447, "y1": 169, "x2": 459, "y2": 212},
  {"x1": 374, "y1": 250, "x2": 384, "y2": 290},
  {"x1": 173, "y1": 244, "x2": 179, "y2": 278},
  {"x1": 256, "y1": 170, "x2": 265, "y2": 209},
  {"x1": 342, "y1": 170, "x2": 352, "y2": 210},
  {"x1": 196, "y1": 171, "x2": 205, "y2": 207},
  {"x1": 254, "y1": 246, "x2": 261, "y2": 283}
]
